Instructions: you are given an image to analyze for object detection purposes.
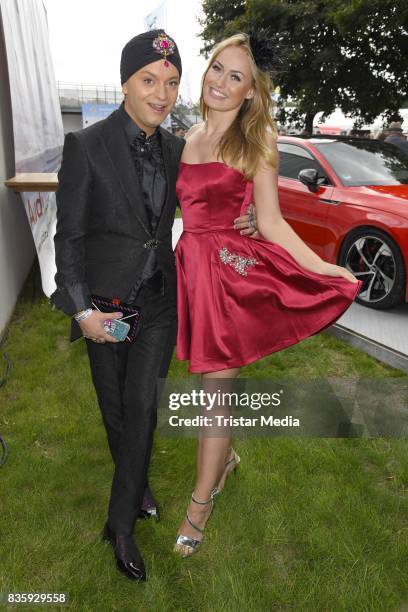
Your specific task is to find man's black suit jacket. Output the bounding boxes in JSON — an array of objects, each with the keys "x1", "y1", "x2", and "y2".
[{"x1": 51, "y1": 108, "x2": 185, "y2": 342}]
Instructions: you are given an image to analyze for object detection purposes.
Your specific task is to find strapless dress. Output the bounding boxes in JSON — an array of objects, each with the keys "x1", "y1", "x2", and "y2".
[{"x1": 175, "y1": 161, "x2": 363, "y2": 373}]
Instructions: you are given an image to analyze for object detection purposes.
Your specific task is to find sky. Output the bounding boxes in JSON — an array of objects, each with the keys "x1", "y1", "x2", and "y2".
[{"x1": 43, "y1": 0, "x2": 208, "y2": 102}]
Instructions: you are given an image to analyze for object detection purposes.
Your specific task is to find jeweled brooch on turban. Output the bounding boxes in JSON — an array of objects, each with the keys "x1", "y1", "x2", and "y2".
[{"x1": 152, "y1": 32, "x2": 176, "y2": 67}]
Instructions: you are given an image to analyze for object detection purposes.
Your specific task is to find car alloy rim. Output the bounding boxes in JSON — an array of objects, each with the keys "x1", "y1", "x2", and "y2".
[{"x1": 345, "y1": 235, "x2": 396, "y2": 303}]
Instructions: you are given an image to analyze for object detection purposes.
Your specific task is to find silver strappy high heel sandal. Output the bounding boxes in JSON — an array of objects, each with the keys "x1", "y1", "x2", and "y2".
[
  {"x1": 173, "y1": 489, "x2": 218, "y2": 558},
  {"x1": 212, "y1": 447, "x2": 241, "y2": 496}
]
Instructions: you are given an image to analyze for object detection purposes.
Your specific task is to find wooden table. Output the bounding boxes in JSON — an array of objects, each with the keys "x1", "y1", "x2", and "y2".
[{"x1": 5, "y1": 173, "x2": 58, "y2": 192}]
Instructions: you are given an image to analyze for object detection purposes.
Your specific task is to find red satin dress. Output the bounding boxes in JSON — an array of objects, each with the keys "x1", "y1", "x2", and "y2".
[{"x1": 175, "y1": 161, "x2": 364, "y2": 373}]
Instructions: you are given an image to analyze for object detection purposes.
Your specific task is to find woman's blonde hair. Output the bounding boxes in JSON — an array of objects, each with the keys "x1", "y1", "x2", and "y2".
[{"x1": 199, "y1": 32, "x2": 278, "y2": 179}]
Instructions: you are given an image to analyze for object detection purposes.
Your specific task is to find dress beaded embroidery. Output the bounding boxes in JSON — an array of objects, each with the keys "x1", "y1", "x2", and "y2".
[{"x1": 218, "y1": 247, "x2": 258, "y2": 276}]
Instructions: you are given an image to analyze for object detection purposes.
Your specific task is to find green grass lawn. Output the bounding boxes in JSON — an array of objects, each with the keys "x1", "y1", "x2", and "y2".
[{"x1": 0, "y1": 265, "x2": 407, "y2": 611}]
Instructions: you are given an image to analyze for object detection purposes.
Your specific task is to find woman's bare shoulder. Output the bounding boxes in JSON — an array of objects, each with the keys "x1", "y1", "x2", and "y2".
[
  {"x1": 253, "y1": 131, "x2": 279, "y2": 183},
  {"x1": 265, "y1": 129, "x2": 278, "y2": 148},
  {"x1": 185, "y1": 122, "x2": 204, "y2": 140}
]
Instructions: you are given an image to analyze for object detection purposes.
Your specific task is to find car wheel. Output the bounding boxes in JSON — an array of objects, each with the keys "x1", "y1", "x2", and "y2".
[{"x1": 338, "y1": 227, "x2": 406, "y2": 309}]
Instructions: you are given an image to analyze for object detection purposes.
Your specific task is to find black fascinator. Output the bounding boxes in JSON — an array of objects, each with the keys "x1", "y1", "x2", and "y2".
[{"x1": 246, "y1": 26, "x2": 286, "y2": 78}]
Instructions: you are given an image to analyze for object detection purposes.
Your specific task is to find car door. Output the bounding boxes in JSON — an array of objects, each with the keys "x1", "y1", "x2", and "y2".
[{"x1": 277, "y1": 142, "x2": 334, "y2": 258}]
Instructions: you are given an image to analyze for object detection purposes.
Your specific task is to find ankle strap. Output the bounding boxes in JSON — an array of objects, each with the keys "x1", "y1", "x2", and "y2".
[{"x1": 191, "y1": 491, "x2": 213, "y2": 505}]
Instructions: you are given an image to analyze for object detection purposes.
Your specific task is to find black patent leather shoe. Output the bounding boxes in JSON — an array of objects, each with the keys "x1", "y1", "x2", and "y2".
[
  {"x1": 138, "y1": 487, "x2": 160, "y2": 522},
  {"x1": 102, "y1": 523, "x2": 146, "y2": 582}
]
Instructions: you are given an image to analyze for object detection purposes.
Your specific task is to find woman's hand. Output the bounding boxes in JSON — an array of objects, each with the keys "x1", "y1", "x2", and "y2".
[{"x1": 317, "y1": 261, "x2": 360, "y2": 284}]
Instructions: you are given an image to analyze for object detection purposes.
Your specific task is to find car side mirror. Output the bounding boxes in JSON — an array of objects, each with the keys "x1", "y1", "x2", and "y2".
[{"x1": 298, "y1": 168, "x2": 327, "y2": 192}]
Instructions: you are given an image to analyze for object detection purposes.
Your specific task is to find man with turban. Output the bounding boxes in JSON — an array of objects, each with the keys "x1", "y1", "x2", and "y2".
[{"x1": 51, "y1": 29, "x2": 254, "y2": 582}]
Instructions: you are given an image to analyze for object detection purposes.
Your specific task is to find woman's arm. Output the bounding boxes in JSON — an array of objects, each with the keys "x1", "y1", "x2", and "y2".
[{"x1": 254, "y1": 135, "x2": 359, "y2": 282}]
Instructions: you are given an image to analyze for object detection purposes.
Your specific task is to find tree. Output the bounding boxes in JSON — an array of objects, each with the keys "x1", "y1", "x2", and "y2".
[
  {"x1": 200, "y1": 0, "x2": 408, "y2": 133},
  {"x1": 173, "y1": 97, "x2": 200, "y2": 121}
]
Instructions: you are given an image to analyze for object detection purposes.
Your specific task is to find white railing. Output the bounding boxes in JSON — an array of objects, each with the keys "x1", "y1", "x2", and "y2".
[{"x1": 57, "y1": 82, "x2": 123, "y2": 108}]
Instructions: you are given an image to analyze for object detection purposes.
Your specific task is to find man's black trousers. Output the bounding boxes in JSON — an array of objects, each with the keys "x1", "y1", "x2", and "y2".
[{"x1": 85, "y1": 283, "x2": 177, "y2": 535}]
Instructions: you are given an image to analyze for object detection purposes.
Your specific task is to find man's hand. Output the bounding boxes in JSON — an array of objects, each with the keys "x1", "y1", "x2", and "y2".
[
  {"x1": 233, "y1": 203, "x2": 258, "y2": 237},
  {"x1": 79, "y1": 311, "x2": 124, "y2": 344}
]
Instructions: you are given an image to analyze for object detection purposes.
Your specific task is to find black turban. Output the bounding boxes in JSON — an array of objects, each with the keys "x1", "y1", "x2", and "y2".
[{"x1": 120, "y1": 29, "x2": 182, "y2": 84}]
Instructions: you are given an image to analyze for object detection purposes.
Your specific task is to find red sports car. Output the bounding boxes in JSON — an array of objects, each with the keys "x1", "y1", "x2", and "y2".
[{"x1": 277, "y1": 136, "x2": 408, "y2": 309}]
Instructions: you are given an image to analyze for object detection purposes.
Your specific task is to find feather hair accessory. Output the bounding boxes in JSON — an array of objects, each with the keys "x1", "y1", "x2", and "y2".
[{"x1": 246, "y1": 26, "x2": 286, "y2": 77}]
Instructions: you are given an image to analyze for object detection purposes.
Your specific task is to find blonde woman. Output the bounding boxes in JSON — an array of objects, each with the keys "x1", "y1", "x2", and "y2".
[{"x1": 173, "y1": 33, "x2": 363, "y2": 557}]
